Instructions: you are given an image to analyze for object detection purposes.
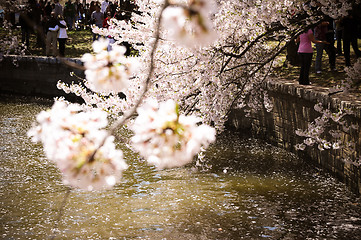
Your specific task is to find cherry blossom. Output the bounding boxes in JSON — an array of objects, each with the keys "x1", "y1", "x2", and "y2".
[
  {"x1": 295, "y1": 101, "x2": 360, "y2": 165},
  {"x1": 81, "y1": 38, "x2": 139, "y2": 95},
  {"x1": 19, "y1": 0, "x2": 359, "y2": 189},
  {"x1": 130, "y1": 98, "x2": 216, "y2": 169},
  {"x1": 330, "y1": 59, "x2": 361, "y2": 95},
  {"x1": 0, "y1": 20, "x2": 26, "y2": 62},
  {"x1": 27, "y1": 101, "x2": 128, "y2": 191},
  {"x1": 162, "y1": 0, "x2": 218, "y2": 47}
]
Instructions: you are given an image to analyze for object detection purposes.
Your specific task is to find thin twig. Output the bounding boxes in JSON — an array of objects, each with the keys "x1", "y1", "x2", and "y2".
[{"x1": 87, "y1": 0, "x2": 170, "y2": 163}]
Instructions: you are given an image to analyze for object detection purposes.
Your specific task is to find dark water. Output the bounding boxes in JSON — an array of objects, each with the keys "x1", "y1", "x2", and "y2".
[{"x1": 1, "y1": 97, "x2": 361, "y2": 239}]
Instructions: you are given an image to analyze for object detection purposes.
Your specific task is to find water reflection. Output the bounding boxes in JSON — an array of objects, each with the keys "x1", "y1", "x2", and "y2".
[{"x1": 1, "y1": 97, "x2": 360, "y2": 239}]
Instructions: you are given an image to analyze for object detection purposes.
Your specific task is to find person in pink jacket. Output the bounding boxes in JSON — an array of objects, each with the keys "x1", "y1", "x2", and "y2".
[{"x1": 295, "y1": 28, "x2": 328, "y2": 85}]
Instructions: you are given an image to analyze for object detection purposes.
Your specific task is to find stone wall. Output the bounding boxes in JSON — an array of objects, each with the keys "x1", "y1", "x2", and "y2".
[
  {"x1": 227, "y1": 79, "x2": 361, "y2": 195},
  {"x1": 0, "y1": 55, "x2": 84, "y2": 101}
]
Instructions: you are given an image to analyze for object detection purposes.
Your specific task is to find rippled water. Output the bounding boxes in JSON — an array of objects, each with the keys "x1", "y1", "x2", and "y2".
[{"x1": 1, "y1": 97, "x2": 361, "y2": 239}]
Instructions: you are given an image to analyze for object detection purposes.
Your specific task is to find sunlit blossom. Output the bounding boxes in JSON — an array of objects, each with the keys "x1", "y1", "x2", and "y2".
[
  {"x1": 56, "y1": 0, "x2": 354, "y2": 136},
  {"x1": 81, "y1": 39, "x2": 139, "y2": 95},
  {"x1": 317, "y1": 144, "x2": 325, "y2": 151},
  {"x1": 131, "y1": 98, "x2": 216, "y2": 169},
  {"x1": 162, "y1": 1, "x2": 218, "y2": 47},
  {"x1": 27, "y1": 101, "x2": 128, "y2": 191},
  {"x1": 323, "y1": 141, "x2": 332, "y2": 149}
]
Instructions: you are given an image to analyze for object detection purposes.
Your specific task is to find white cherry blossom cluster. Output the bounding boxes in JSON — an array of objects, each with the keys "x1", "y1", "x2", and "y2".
[
  {"x1": 162, "y1": 0, "x2": 218, "y2": 47},
  {"x1": 57, "y1": 80, "x2": 128, "y2": 115},
  {"x1": 313, "y1": 0, "x2": 352, "y2": 19},
  {"x1": 0, "y1": 20, "x2": 26, "y2": 62},
  {"x1": 296, "y1": 58, "x2": 360, "y2": 164},
  {"x1": 130, "y1": 99, "x2": 216, "y2": 169},
  {"x1": 295, "y1": 102, "x2": 360, "y2": 165},
  {"x1": 81, "y1": 38, "x2": 139, "y2": 95},
  {"x1": 330, "y1": 59, "x2": 361, "y2": 95},
  {"x1": 345, "y1": 59, "x2": 361, "y2": 84},
  {"x1": 27, "y1": 101, "x2": 128, "y2": 191}
]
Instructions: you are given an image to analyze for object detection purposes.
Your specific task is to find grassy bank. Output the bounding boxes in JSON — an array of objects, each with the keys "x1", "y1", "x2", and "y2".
[{"x1": 0, "y1": 27, "x2": 93, "y2": 58}]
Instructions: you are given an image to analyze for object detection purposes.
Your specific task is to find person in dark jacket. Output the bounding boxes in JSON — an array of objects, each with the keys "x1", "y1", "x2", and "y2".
[
  {"x1": 314, "y1": 18, "x2": 336, "y2": 73},
  {"x1": 45, "y1": 11, "x2": 65, "y2": 56},
  {"x1": 63, "y1": 0, "x2": 75, "y2": 30},
  {"x1": 19, "y1": 6, "x2": 31, "y2": 48},
  {"x1": 342, "y1": 13, "x2": 361, "y2": 66}
]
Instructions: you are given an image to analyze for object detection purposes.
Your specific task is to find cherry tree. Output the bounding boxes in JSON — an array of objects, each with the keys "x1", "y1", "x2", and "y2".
[
  {"x1": 23, "y1": 0, "x2": 361, "y2": 190},
  {"x1": 59, "y1": 0, "x2": 355, "y2": 127}
]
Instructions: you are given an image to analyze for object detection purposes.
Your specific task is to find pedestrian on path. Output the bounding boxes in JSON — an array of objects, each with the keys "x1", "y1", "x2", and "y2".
[{"x1": 296, "y1": 28, "x2": 329, "y2": 85}]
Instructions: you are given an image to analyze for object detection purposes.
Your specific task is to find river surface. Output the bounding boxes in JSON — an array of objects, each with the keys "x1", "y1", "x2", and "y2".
[{"x1": 1, "y1": 97, "x2": 361, "y2": 239}]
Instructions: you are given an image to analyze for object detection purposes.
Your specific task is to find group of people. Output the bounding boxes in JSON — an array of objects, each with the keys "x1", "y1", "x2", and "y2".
[
  {"x1": 296, "y1": 12, "x2": 361, "y2": 85},
  {"x1": 45, "y1": 10, "x2": 68, "y2": 57},
  {"x1": 89, "y1": 0, "x2": 138, "y2": 39},
  {"x1": 88, "y1": 0, "x2": 137, "y2": 53},
  {"x1": 13, "y1": 0, "x2": 73, "y2": 56},
  {"x1": 6, "y1": 0, "x2": 138, "y2": 57}
]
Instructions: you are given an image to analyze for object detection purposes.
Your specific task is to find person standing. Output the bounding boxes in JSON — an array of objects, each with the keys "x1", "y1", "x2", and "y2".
[
  {"x1": 314, "y1": 19, "x2": 336, "y2": 73},
  {"x1": 19, "y1": 6, "x2": 31, "y2": 48},
  {"x1": 102, "y1": 11, "x2": 115, "y2": 51},
  {"x1": 335, "y1": 18, "x2": 343, "y2": 55},
  {"x1": 341, "y1": 13, "x2": 361, "y2": 66},
  {"x1": 57, "y1": 15, "x2": 68, "y2": 57},
  {"x1": 75, "y1": 2, "x2": 84, "y2": 30},
  {"x1": 46, "y1": 12, "x2": 66, "y2": 56},
  {"x1": 44, "y1": 1, "x2": 53, "y2": 18},
  {"x1": 53, "y1": 0, "x2": 63, "y2": 18},
  {"x1": 45, "y1": 11, "x2": 59, "y2": 56},
  {"x1": 90, "y1": 5, "x2": 104, "y2": 41},
  {"x1": 296, "y1": 28, "x2": 328, "y2": 85},
  {"x1": 86, "y1": 1, "x2": 96, "y2": 29},
  {"x1": 63, "y1": 0, "x2": 75, "y2": 30},
  {"x1": 33, "y1": 0, "x2": 45, "y2": 48},
  {"x1": 101, "y1": 0, "x2": 109, "y2": 14}
]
